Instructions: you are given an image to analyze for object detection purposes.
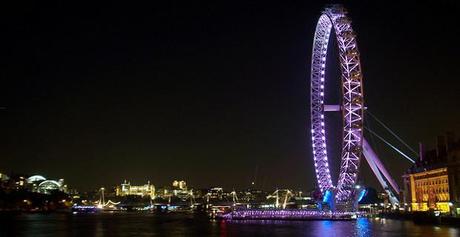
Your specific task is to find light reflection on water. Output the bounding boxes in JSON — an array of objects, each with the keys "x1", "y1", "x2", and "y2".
[{"x1": 0, "y1": 213, "x2": 458, "y2": 237}]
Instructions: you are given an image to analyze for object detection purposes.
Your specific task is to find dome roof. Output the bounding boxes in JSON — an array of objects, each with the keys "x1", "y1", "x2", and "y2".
[
  {"x1": 27, "y1": 175, "x2": 47, "y2": 183},
  {"x1": 37, "y1": 180, "x2": 62, "y2": 193}
]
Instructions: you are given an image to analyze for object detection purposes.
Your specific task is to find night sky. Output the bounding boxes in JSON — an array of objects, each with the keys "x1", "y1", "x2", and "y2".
[{"x1": 1, "y1": 1, "x2": 459, "y2": 191}]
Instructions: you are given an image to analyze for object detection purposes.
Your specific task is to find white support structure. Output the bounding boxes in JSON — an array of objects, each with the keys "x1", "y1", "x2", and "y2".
[
  {"x1": 362, "y1": 138, "x2": 400, "y2": 205},
  {"x1": 324, "y1": 105, "x2": 341, "y2": 112}
]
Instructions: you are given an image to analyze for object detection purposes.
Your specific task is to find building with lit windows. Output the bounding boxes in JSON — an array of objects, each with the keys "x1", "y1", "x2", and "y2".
[
  {"x1": 0, "y1": 172, "x2": 10, "y2": 190},
  {"x1": 403, "y1": 133, "x2": 460, "y2": 215},
  {"x1": 115, "y1": 180, "x2": 155, "y2": 199},
  {"x1": 170, "y1": 180, "x2": 190, "y2": 198},
  {"x1": 12, "y1": 175, "x2": 27, "y2": 189},
  {"x1": 207, "y1": 187, "x2": 223, "y2": 200},
  {"x1": 172, "y1": 180, "x2": 187, "y2": 190},
  {"x1": 404, "y1": 168, "x2": 450, "y2": 212},
  {"x1": 0, "y1": 172, "x2": 9, "y2": 182}
]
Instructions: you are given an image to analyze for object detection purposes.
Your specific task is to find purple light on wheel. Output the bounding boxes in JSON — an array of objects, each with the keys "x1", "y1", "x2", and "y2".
[
  {"x1": 221, "y1": 209, "x2": 358, "y2": 220},
  {"x1": 310, "y1": 5, "x2": 364, "y2": 204}
]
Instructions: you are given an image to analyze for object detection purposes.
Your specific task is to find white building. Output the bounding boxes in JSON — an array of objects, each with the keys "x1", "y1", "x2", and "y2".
[
  {"x1": 26, "y1": 175, "x2": 67, "y2": 194},
  {"x1": 172, "y1": 180, "x2": 187, "y2": 190},
  {"x1": 116, "y1": 180, "x2": 155, "y2": 199}
]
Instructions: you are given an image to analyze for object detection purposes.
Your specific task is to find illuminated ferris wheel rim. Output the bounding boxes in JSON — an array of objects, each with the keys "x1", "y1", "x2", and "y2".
[{"x1": 310, "y1": 6, "x2": 364, "y2": 202}]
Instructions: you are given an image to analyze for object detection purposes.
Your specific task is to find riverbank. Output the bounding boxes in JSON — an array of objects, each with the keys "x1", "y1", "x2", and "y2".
[{"x1": 380, "y1": 212, "x2": 460, "y2": 227}]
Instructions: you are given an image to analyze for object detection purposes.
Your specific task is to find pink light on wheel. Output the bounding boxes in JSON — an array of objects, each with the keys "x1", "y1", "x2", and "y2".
[{"x1": 310, "y1": 5, "x2": 364, "y2": 204}]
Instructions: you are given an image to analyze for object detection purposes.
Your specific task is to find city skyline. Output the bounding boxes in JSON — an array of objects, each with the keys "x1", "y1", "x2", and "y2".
[{"x1": 2, "y1": 1, "x2": 460, "y2": 191}]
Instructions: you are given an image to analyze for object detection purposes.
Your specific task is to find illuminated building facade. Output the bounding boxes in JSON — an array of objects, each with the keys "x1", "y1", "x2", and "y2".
[
  {"x1": 12, "y1": 175, "x2": 27, "y2": 189},
  {"x1": 116, "y1": 180, "x2": 155, "y2": 199},
  {"x1": 403, "y1": 133, "x2": 460, "y2": 214},
  {"x1": 153, "y1": 180, "x2": 190, "y2": 199},
  {"x1": 0, "y1": 173, "x2": 8, "y2": 191},
  {"x1": 171, "y1": 180, "x2": 190, "y2": 199},
  {"x1": 0, "y1": 173, "x2": 9, "y2": 182},
  {"x1": 404, "y1": 168, "x2": 450, "y2": 212},
  {"x1": 207, "y1": 187, "x2": 223, "y2": 200},
  {"x1": 172, "y1": 180, "x2": 187, "y2": 190}
]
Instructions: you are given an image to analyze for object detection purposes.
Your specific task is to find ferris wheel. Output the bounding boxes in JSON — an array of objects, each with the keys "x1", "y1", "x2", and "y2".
[
  {"x1": 310, "y1": 5, "x2": 364, "y2": 203},
  {"x1": 310, "y1": 5, "x2": 404, "y2": 207}
]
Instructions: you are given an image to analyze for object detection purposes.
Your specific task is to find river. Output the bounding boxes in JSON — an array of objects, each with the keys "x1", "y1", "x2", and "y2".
[{"x1": 0, "y1": 212, "x2": 457, "y2": 236}]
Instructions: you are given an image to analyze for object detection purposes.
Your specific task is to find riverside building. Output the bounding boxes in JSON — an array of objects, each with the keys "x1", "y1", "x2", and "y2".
[
  {"x1": 115, "y1": 180, "x2": 155, "y2": 199},
  {"x1": 403, "y1": 133, "x2": 460, "y2": 215}
]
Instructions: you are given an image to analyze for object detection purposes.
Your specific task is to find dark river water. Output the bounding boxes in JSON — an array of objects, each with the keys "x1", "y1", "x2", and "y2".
[{"x1": 0, "y1": 212, "x2": 458, "y2": 237}]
